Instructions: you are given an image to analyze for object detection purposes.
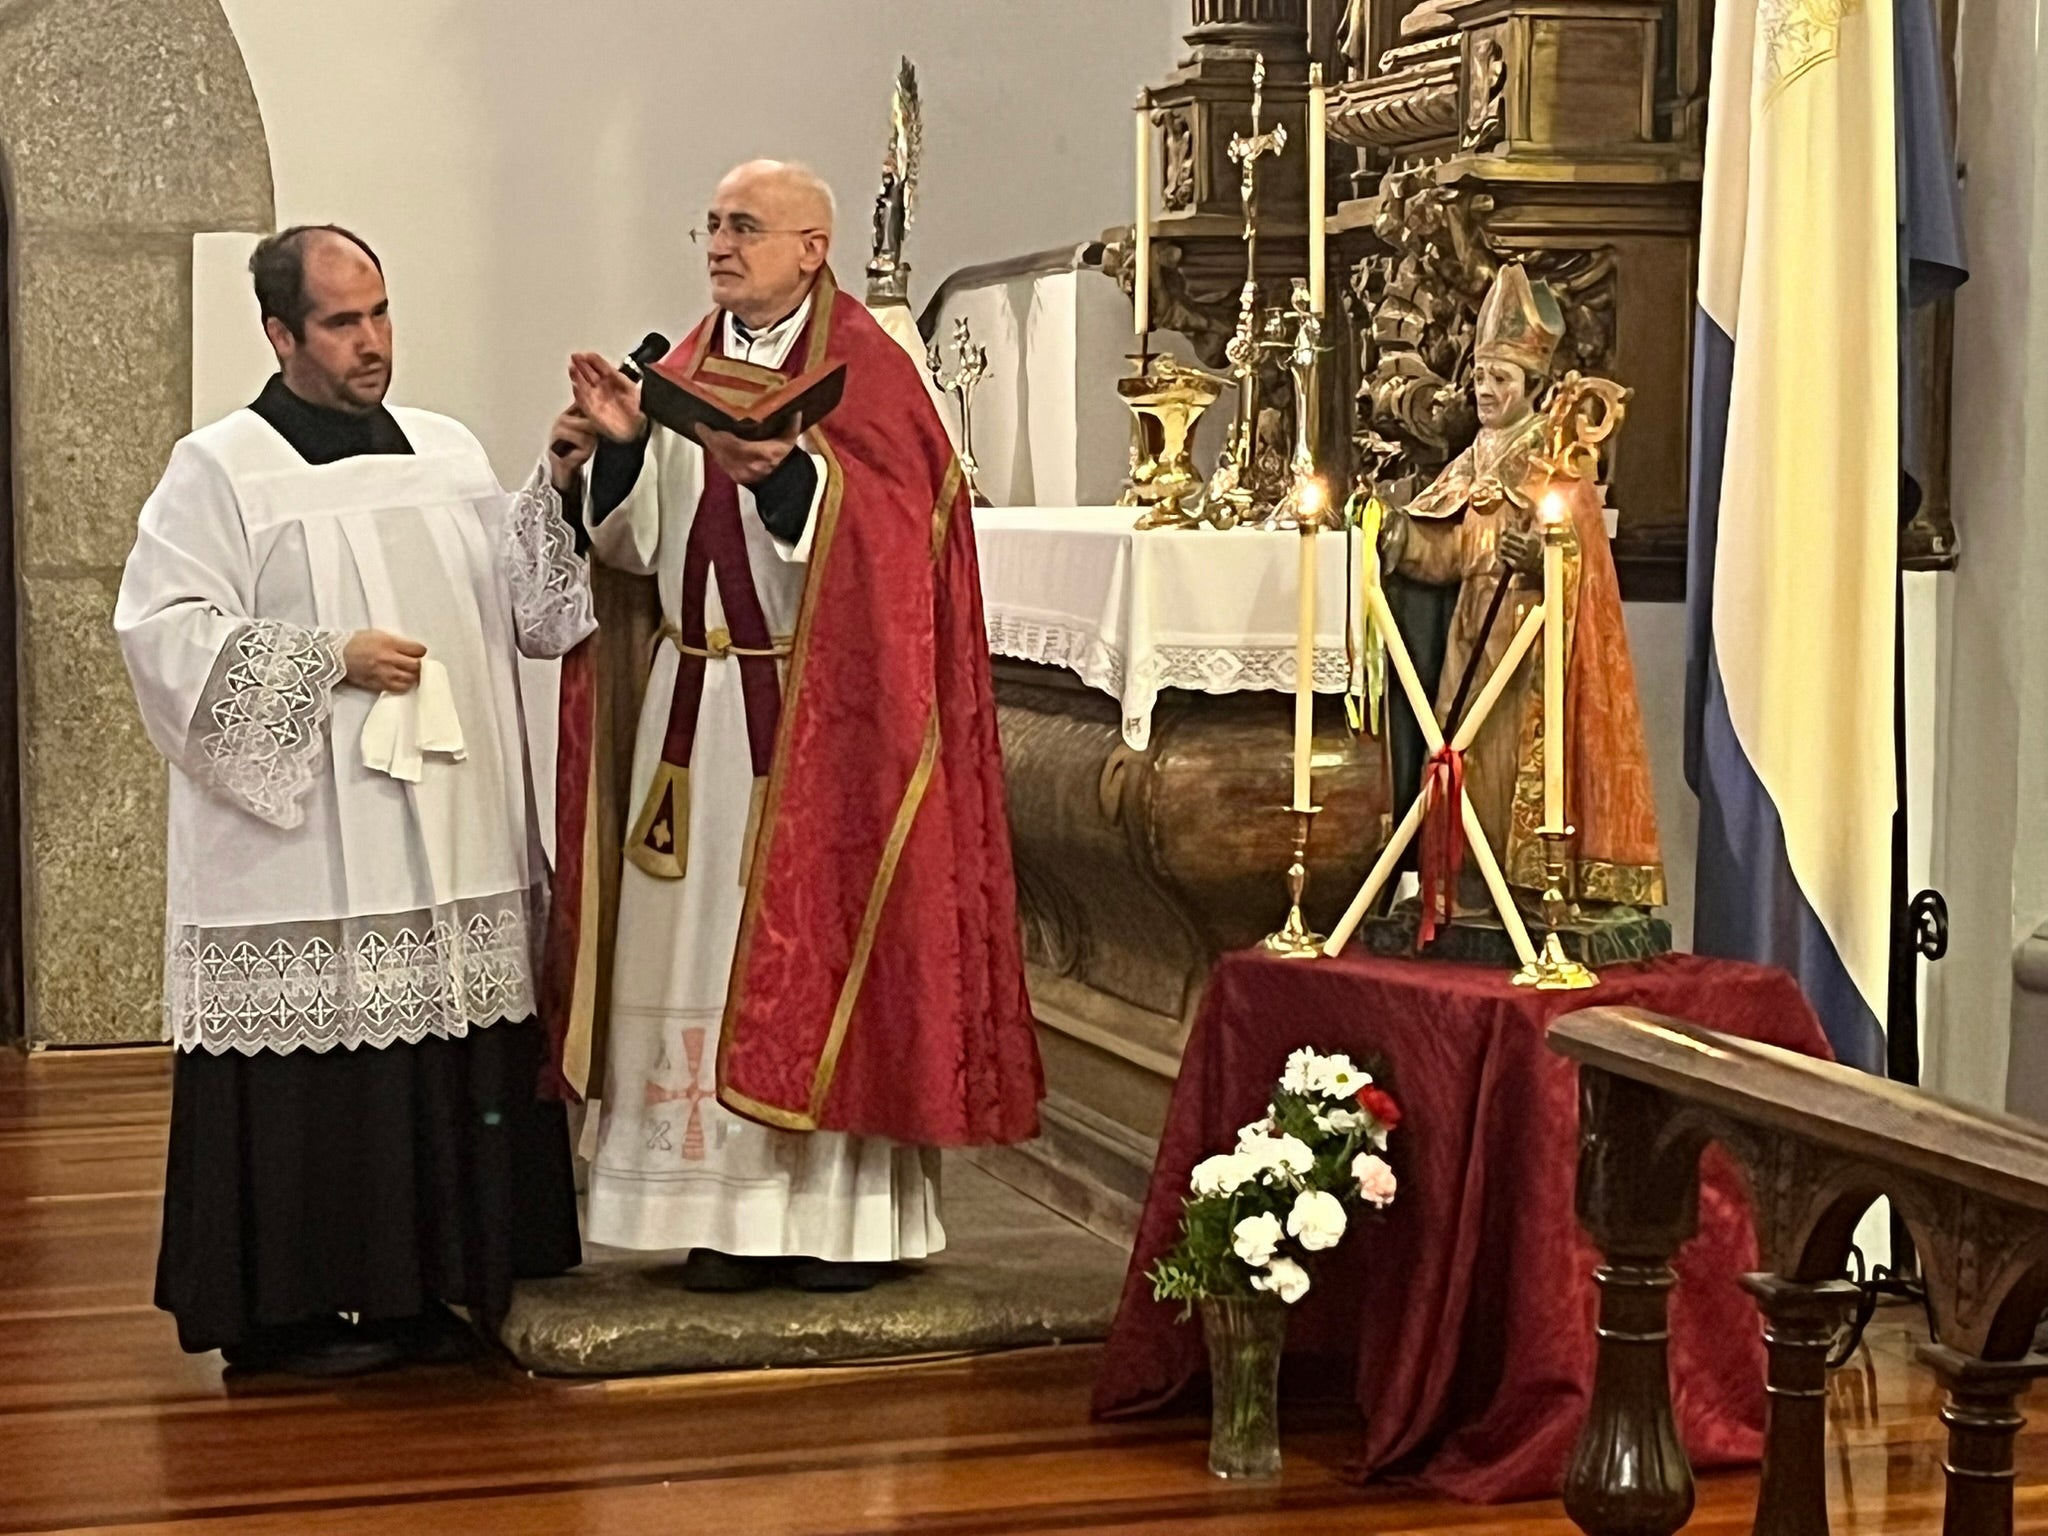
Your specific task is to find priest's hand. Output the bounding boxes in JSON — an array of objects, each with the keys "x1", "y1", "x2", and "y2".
[
  {"x1": 1496, "y1": 528, "x2": 1542, "y2": 576},
  {"x1": 695, "y1": 421, "x2": 801, "y2": 487},
  {"x1": 568, "y1": 352, "x2": 646, "y2": 443},
  {"x1": 547, "y1": 408, "x2": 599, "y2": 492},
  {"x1": 344, "y1": 630, "x2": 427, "y2": 695}
]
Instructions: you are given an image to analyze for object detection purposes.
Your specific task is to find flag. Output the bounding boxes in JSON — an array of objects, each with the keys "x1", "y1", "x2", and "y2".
[{"x1": 1684, "y1": 0, "x2": 1905, "y2": 1072}]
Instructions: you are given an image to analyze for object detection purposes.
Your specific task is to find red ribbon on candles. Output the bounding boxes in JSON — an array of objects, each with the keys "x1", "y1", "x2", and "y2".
[{"x1": 1416, "y1": 745, "x2": 1466, "y2": 948}]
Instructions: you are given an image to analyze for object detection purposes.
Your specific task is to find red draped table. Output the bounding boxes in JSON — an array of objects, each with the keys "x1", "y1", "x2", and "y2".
[{"x1": 1091, "y1": 949, "x2": 1831, "y2": 1503}]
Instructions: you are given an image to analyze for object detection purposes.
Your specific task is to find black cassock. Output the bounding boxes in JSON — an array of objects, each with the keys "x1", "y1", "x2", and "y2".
[{"x1": 153, "y1": 377, "x2": 581, "y2": 1354}]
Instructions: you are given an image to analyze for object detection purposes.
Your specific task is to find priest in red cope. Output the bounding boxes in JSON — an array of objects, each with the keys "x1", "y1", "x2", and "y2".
[{"x1": 543, "y1": 160, "x2": 1041, "y2": 1292}]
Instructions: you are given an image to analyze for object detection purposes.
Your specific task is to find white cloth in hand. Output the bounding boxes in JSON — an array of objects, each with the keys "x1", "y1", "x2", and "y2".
[{"x1": 361, "y1": 659, "x2": 466, "y2": 783}]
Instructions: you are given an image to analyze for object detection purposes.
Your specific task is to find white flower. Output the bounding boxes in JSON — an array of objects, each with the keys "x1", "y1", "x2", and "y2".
[
  {"x1": 1287, "y1": 1189, "x2": 1348, "y2": 1252},
  {"x1": 1313, "y1": 1057, "x2": 1368, "y2": 1098},
  {"x1": 1251, "y1": 1256, "x2": 1311, "y2": 1304},
  {"x1": 1238, "y1": 1131, "x2": 1314, "y2": 1182},
  {"x1": 1353, "y1": 1152, "x2": 1398, "y2": 1208},
  {"x1": 1280, "y1": 1048, "x2": 1320, "y2": 1094},
  {"x1": 1368, "y1": 1124, "x2": 1391, "y2": 1152},
  {"x1": 1323, "y1": 1107, "x2": 1367, "y2": 1134},
  {"x1": 1191, "y1": 1152, "x2": 1258, "y2": 1198},
  {"x1": 1234, "y1": 1117, "x2": 1277, "y2": 1148},
  {"x1": 1232, "y1": 1211, "x2": 1284, "y2": 1267}
]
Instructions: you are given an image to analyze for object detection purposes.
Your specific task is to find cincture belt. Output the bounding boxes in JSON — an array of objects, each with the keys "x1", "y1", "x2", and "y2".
[{"x1": 657, "y1": 621, "x2": 793, "y2": 661}]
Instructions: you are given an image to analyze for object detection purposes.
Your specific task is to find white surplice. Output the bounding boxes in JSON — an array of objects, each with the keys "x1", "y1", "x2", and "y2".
[
  {"x1": 582, "y1": 297, "x2": 944, "y2": 1261},
  {"x1": 115, "y1": 407, "x2": 595, "y2": 1057}
]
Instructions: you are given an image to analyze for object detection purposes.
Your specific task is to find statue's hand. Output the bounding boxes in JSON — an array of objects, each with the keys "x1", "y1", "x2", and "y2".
[{"x1": 1497, "y1": 527, "x2": 1542, "y2": 575}]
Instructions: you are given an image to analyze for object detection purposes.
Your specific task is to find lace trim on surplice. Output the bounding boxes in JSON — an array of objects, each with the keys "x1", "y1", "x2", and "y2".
[
  {"x1": 165, "y1": 889, "x2": 542, "y2": 1056},
  {"x1": 192, "y1": 619, "x2": 348, "y2": 830},
  {"x1": 505, "y1": 468, "x2": 597, "y2": 658}
]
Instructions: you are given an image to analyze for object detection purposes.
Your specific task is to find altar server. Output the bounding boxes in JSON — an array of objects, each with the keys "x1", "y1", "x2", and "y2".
[
  {"x1": 544, "y1": 161, "x2": 1041, "y2": 1293},
  {"x1": 117, "y1": 226, "x2": 592, "y2": 1374}
]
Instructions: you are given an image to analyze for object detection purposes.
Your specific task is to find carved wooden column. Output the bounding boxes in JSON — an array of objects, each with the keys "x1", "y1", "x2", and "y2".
[
  {"x1": 1917, "y1": 1346, "x2": 2048, "y2": 1536},
  {"x1": 1188, "y1": 0, "x2": 1310, "y2": 57},
  {"x1": 1564, "y1": 1069, "x2": 1699, "y2": 1536},
  {"x1": 1740, "y1": 1275, "x2": 1860, "y2": 1536}
]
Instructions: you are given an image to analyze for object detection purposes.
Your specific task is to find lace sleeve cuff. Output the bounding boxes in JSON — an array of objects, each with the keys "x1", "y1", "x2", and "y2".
[
  {"x1": 506, "y1": 466, "x2": 599, "y2": 659},
  {"x1": 193, "y1": 619, "x2": 348, "y2": 830}
]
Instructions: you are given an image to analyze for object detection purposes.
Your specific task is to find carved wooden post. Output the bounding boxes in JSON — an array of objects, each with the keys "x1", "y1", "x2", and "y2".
[
  {"x1": 1564, "y1": 1069, "x2": 1700, "y2": 1536},
  {"x1": 1917, "y1": 1345, "x2": 2048, "y2": 1536},
  {"x1": 1740, "y1": 1274, "x2": 1860, "y2": 1536},
  {"x1": 1187, "y1": 0, "x2": 1310, "y2": 59}
]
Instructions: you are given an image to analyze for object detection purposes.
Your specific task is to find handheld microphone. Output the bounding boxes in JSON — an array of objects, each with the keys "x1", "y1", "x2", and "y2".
[{"x1": 554, "y1": 331, "x2": 671, "y2": 458}]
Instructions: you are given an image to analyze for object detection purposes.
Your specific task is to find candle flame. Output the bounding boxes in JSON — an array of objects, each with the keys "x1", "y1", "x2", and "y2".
[
  {"x1": 1539, "y1": 489, "x2": 1566, "y2": 526},
  {"x1": 1303, "y1": 478, "x2": 1328, "y2": 515}
]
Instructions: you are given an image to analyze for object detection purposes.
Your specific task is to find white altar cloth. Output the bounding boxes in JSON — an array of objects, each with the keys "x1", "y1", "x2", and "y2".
[{"x1": 975, "y1": 507, "x2": 1355, "y2": 751}]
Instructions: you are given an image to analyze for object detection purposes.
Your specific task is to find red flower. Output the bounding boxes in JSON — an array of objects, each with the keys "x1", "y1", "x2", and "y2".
[{"x1": 1355, "y1": 1084, "x2": 1402, "y2": 1130}]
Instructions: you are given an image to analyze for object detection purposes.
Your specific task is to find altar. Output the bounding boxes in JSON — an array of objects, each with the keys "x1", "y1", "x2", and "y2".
[{"x1": 972, "y1": 508, "x2": 1391, "y2": 1236}]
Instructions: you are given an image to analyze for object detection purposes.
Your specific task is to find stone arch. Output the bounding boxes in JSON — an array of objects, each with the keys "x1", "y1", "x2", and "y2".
[{"x1": 0, "y1": 0, "x2": 272, "y2": 1044}]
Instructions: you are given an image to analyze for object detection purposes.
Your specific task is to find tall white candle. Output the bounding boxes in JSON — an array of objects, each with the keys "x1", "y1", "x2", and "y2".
[
  {"x1": 1135, "y1": 92, "x2": 1152, "y2": 338},
  {"x1": 1540, "y1": 490, "x2": 1566, "y2": 829},
  {"x1": 1308, "y1": 65, "x2": 1327, "y2": 315},
  {"x1": 1294, "y1": 524, "x2": 1317, "y2": 812}
]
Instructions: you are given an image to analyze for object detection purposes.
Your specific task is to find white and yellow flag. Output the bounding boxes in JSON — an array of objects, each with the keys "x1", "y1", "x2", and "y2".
[{"x1": 1684, "y1": 0, "x2": 1899, "y2": 1071}]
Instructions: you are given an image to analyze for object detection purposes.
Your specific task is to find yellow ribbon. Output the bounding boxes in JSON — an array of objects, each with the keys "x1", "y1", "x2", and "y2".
[{"x1": 1346, "y1": 491, "x2": 1388, "y2": 736}]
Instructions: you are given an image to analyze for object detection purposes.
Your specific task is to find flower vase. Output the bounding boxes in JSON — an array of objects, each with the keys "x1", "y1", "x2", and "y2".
[{"x1": 1200, "y1": 1295, "x2": 1288, "y2": 1480}]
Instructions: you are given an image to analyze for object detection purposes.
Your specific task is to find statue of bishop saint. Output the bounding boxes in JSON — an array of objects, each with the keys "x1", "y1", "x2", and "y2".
[{"x1": 1377, "y1": 263, "x2": 1665, "y2": 919}]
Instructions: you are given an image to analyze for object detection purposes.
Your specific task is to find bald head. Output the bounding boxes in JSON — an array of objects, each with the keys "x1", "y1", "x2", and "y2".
[
  {"x1": 704, "y1": 161, "x2": 836, "y2": 329},
  {"x1": 718, "y1": 159, "x2": 837, "y2": 235}
]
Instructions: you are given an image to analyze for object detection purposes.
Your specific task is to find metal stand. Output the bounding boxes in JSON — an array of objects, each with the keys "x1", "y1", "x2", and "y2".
[{"x1": 1261, "y1": 807, "x2": 1324, "y2": 957}]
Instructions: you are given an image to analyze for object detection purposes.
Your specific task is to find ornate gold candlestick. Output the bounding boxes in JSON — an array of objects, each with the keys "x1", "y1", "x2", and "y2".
[
  {"x1": 1206, "y1": 51, "x2": 1288, "y2": 530},
  {"x1": 1262, "y1": 806, "x2": 1325, "y2": 958},
  {"x1": 1267, "y1": 279, "x2": 1328, "y2": 530}
]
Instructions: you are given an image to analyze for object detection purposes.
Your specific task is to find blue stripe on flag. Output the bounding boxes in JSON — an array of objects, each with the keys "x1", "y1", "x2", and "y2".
[{"x1": 1693, "y1": 652, "x2": 1888, "y2": 1072}]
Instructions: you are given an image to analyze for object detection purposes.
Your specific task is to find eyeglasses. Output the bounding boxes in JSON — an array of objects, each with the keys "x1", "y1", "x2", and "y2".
[{"x1": 689, "y1": 223, "x2": 824, "y2": 246}]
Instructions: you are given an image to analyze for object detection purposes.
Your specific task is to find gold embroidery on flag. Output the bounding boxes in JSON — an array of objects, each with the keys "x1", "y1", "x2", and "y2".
[{"x1": 1760, "y1": 0, "x2": 1863, "y2": 102}]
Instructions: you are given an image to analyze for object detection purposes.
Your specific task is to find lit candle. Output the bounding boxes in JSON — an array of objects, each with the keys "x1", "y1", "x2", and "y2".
[
  {"x1": 1134, "y1": 91, "x2": 1152, "y2": 338},
  {"x1": 1540, "y1": 489, "x2": 1566, "y2": 830},
  {"x1": 1308, "y1": 65, "x2": 1327, "y2": 315},
  {"x1": 1292, "y1": 480, "x2": 1326, "y2": 811}
]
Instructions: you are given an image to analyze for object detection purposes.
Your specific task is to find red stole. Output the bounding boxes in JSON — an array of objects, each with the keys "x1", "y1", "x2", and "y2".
[{"x1": 625, "y1": 341, "x2": 787, "y2": 882}]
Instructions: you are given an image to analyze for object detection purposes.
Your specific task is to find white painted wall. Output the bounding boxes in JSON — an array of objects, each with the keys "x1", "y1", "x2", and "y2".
[{"x1": 198, "y1": 0, "x2": 1184, "y2": 470}]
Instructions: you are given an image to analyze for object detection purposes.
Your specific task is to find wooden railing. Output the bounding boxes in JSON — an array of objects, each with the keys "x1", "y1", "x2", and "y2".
[{"x1": 1550, "y1": 1007, "x2": 2048, "y2": 1536}]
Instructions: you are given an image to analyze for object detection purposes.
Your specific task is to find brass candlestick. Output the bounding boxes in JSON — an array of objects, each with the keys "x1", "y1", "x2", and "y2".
[
  {"x1": 1268, "y1": 279, "x2": 1331, "y2": 530},
  {"x1": 927, "y1": 317, "x2": 990, "y2": 505},
  {"x1": 1206, "y1": 51, "x2": 1288, "y2": 530},
  {"x1": 1512, "y1": 828, "x2": 1599, "y2": 990},
  {"x1": 1262, "y1": 806, "x2": 1325, "y2": 958}
]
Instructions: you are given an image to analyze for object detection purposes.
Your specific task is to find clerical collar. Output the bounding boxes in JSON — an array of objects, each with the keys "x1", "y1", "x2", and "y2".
[
  {"x1": 249, "y1": 374, "x2": 413, "y2": 466},
  {"x1": 723, "y1": 291, "x2": 814, "y2": 367}
]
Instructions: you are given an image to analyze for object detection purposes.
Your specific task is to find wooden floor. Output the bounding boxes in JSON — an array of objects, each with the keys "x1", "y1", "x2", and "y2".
[{"x1": 3, "y1": 1051, "x2": 2045, "y2": 1534}]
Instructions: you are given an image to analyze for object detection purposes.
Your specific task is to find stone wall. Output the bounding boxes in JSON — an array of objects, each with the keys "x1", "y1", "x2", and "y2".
[{"x1": 1, "y1": 0, "x2": 271, "y2": 1044}]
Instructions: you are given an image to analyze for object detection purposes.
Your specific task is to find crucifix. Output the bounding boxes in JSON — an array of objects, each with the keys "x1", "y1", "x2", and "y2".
[{"x1": 1208, "y1": 53, "x2": 1290, "y2": 526}]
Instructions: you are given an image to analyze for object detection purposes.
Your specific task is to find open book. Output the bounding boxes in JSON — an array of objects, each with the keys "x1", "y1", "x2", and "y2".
[{"x1": 640, "y1": 356, "x2": 848, "y2": 443}]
